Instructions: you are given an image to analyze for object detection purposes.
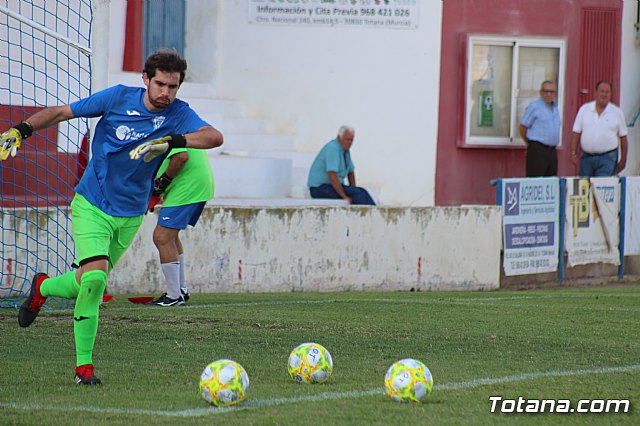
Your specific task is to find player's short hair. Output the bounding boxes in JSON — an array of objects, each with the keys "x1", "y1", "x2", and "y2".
[
  {"x1": 338, "y1": 125, "x2": 355, "y2": 138},
  {"x1": 595, "y1": 80, "x2": 612, "y2": 91},
  {"x1": 143, "y1": 48, "x2": 188, "y2": 84}
]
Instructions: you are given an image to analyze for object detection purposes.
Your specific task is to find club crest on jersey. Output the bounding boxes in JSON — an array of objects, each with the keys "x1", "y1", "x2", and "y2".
[{"x1": 153, "y1": 116, "x2": 166, "y2": 130}]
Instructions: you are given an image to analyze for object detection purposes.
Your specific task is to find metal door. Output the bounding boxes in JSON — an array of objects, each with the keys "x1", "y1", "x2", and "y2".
[
  {"x1": 577, "y1": 7, "x2": 621, "y2": 106},
  {"x1": 143, "y1": 0, "x2": 185, "y2": 59}
]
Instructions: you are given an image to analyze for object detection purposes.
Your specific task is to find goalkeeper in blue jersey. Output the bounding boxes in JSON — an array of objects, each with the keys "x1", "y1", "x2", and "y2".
[{"x1": 0, "y1": 49, "x2": 223, "y2": 385}]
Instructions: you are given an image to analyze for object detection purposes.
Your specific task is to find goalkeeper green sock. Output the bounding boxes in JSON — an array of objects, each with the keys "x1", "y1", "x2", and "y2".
[
  {"x1": 39, "y1": 271, "x2": 81, "y2": 299},
  {"x1": 74, "y1": 270, "x2": 107, "y2": 367}
]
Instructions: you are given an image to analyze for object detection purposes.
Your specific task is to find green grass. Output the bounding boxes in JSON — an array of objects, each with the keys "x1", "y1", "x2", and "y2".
[{"x1": 1, "y1": 286, "x2": 639, "y2": 425}]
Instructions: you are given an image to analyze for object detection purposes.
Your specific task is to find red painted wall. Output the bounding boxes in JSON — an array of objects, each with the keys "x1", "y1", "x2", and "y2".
[
  {"x1": 436, "y1": 0, "x2": 622, "y2": 206},
  {"x1": 123, "y1": 0, "x2": 144, "y2": 72}
]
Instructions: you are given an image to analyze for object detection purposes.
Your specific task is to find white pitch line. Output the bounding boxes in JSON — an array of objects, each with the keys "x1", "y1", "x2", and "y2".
[
  {"x1": 107, "y1": 292, "x2": 639, "y2": 311},
  {"x1": 46, "y1": 295, "x2": 640, "y2": 315},
  {"x1": 477, "y1": 303, "x2": 640, "y2": 313},
  {"x1": 181, "y1": 294, "x2": 639, "y2": 310},
  {"x1": 1, "y1": 365, "x2": 638, "y2": 418},
  {"x1": 39, "y1": 292, "x2": 639, "y2": 319},
  {"x1": 435, "y1": 364, "x2": 640, "y2": 390}
]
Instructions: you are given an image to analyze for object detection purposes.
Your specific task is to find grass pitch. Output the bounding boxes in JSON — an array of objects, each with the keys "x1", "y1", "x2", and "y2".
[{"x1": 1, "y1": 285, "x2": 638, "y2": 425}]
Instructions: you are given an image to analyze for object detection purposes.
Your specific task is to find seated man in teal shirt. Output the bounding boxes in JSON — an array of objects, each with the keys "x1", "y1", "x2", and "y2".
[{"x1": 307, "y1": 126, "x2": 375, "y2": 205}]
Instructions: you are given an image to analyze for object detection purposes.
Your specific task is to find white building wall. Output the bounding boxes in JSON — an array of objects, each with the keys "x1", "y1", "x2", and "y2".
[
  {"x1": 215, "y1": 2, "x2": 443, "y2": 206},
  {"x1": 107, "y1": 0, "x2": 126, "y2": 75},
  {"x1": 620, "y1": 1, "x2": 640, "y2": 176},
  {"x1": 184, "y1": 0, "x2": 219, "y2": 84}
]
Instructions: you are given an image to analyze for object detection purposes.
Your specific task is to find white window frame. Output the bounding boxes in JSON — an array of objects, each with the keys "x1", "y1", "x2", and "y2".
[{"x1": 464, "y1": 35, "x2": 566, "y2": 148}]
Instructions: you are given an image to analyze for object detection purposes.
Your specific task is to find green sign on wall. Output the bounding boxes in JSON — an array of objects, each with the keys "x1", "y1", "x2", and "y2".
[{"x1": 479, "y1": 91, "x2": 494, "y2": 127}]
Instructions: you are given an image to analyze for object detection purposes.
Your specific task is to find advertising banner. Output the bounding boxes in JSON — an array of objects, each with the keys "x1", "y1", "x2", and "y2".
[
  {"x1": 565, "y1": 177, "x2": 620, "y2": 266},
  {"x1": 248, "y1": 0, "x2": 419, "y2": 29},
  {"x1": 624, "y1": 177, "x2": 640, "y2": 255},
  {"x1": 502, "y1": 178, "x2": 559, "y2": 276}
]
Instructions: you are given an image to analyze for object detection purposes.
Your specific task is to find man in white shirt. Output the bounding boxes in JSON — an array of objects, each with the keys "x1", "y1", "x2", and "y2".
[{"x1": 570, "y1": 80, "x2": 628, "y2": 177}]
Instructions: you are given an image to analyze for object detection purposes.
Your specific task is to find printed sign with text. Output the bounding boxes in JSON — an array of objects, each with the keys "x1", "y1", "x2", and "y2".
[
  {"x1": 248, "y1": 0, "x2": 419, "y2": 29},
  {"x1": 502, "y1": 178, "x2": 559, "y2": 276}
]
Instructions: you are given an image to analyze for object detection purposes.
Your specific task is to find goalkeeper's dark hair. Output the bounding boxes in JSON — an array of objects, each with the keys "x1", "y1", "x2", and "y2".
[{"x1": 143, "y1": 48, "x2": 187, "y2": 84}]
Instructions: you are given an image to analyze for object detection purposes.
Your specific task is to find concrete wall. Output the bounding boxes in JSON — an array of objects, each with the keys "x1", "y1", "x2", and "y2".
[
  {"x1": 110, "y1": 206, "x2": 501, "y2": 294},
  {"x1": 0, "y1": 206, "x2": 502, "y2": 295}
]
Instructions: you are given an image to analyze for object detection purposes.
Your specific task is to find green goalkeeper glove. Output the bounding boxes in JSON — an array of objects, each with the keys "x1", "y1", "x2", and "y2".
[
  {"x1": 129, "y1": 134, "x2": 187, "y2": 163},
  {"x1": 0, "y1": 121, "x2": 34, "y2": 161}
]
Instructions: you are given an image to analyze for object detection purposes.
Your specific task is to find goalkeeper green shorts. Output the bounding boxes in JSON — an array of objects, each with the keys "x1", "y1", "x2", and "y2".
[{"x1": 71, "y1": 193, "x2": 144, "y2": 270}]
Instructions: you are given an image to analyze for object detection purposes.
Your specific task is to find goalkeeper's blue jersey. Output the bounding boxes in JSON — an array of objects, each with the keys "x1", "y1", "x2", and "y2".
[{"x1": 71, "y1": 85, "x2": 208, "y2": 216}]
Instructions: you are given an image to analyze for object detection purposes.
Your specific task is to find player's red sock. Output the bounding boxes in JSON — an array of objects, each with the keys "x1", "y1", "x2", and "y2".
[
  {"x1": 75, "y1": 364, "x2": 94, "y2": 379},
  {"x1": 75, "y1": 364, "x2": 101, "y2": 385}
]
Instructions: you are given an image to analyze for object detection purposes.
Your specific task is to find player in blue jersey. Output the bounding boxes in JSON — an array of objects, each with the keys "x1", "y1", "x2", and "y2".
[{"x1": 0, "y1": 49, "x2": 223, "y2": 385}]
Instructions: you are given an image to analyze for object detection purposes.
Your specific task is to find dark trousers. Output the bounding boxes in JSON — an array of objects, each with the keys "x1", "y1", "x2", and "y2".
[
  {"x1": 309, "y1": 184, "x2": 376, "y2": 205},
  {"x1": 526, "y1": 140, "x2": 557, "y2": 177}
]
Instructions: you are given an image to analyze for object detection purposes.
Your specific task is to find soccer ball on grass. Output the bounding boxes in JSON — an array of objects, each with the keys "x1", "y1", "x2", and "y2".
[
  {"x1": 199, "y1": 359, "x2": 250, "y2": 406},
  {"x1": 384, "y1": 358, "x2": 433, "y2": 403},
  {"x1": 287, "y1": 342, "x2": 333, "y2": 383}
]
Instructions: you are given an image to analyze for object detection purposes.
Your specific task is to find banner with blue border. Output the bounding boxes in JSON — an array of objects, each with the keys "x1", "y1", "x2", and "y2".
[{"x1": 502, "y1": 178, "x2": 559, "y2": 276}]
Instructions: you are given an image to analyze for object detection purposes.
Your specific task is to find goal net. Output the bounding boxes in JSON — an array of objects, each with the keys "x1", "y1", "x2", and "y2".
[{"x1": 0, "y1": 0, "x2": 92, "y2": 308}]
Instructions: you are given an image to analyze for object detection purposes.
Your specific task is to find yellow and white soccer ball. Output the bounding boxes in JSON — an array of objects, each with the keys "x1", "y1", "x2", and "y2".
[
  {"x1": 287, "y1": 342, "x2": 333, "y2": 384},
  {"x1": 199, "y1": 359, "x2": 250, "y2": 406},
  {"x1": 384, "y1": 358, "x2": 433, "y2": 403}
]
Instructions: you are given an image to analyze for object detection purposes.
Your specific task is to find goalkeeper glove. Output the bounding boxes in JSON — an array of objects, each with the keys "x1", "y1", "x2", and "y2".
[
  {"x1": 129, "y1": 134, "x2": 187, "y2": 163},
  {"x1": 0, "y1": 121, "x2": 34, "y2": 161},
  {"x1": 153, "y1": 173, "x2": 173, "y2": 197}
]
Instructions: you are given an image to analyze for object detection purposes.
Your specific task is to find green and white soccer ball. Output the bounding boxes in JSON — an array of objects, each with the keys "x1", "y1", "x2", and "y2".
[
  {"x1": 199, "y1": 359, "x2": 250, "y2": 406},
  {"x1": 287, "y1": 342, "x2": 333, "y2": 384},
  {"x1": 384, "y1": 358, "x2": 433, "y2": 403}
]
